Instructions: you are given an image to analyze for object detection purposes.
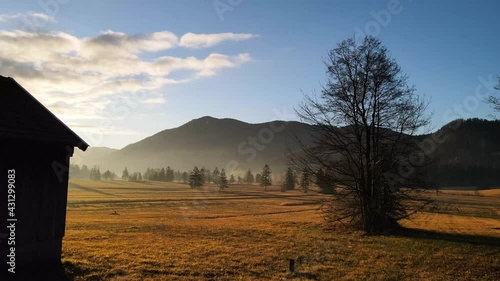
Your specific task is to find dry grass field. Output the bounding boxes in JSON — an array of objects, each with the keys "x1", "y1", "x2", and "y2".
[{"x1": 60, "y1": 180, "x2": 500, "y2": 281}]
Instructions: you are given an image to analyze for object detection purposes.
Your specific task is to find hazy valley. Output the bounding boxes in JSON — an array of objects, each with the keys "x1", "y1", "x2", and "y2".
[{"x1": 73, "y1": 117, "x2": 500, "y2": 188}]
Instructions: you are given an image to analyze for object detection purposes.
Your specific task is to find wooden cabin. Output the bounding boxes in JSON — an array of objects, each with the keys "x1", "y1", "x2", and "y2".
[{"x1": 0, "y1": 75, "x2": 89, "y2": 270}]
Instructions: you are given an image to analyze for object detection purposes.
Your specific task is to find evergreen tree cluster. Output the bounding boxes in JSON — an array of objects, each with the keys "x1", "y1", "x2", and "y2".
[
  {"x1": 245, "y1": 169, "x2": 255, "y2": 183},
  {"x1": 315, "y1": 169, "x2": 334, "y2": 193},
  {"x1": 102, "y1": 169, "x2": 117, "y2": 180},
  {"x1": 89, "y1": 166, "x2": 101, "y2": 180},
  {"x1": 69, "y1": 164, "x2": 90, "y2": 179},
  {"x1": 143, "y1": 166, "x2": 176, "y2": 182},
  {"x1": 70, "y1": 164, "x2": 116, "y2": 181},
  {"x1": 128, "y1": 172, "x2": 143, "y2": 182},
  {"x1": 72, "y1": 163, "x2": 349, "y2": 194},
  {"x1": 70, "y1": 162, "x2": 335, "y2": 194}
]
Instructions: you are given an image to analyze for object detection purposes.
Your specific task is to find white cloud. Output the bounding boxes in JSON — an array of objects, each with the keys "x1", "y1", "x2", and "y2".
[
  {"x1": 154, "y1": 52, "x2": 252, "y2": 78},
  {"x1": 81, "y1": 30, "x2": 178, "y2": 58},
  {"x1": 0, "y1": 29, "x2": 257, "y2": 121},
  {"x1": 180, "y1": 32, "x2": 259, "y2": 48}
]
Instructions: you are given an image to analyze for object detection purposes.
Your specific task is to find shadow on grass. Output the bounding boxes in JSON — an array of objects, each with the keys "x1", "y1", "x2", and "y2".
[
  {"x1": 0, "y1": 260, "x2": 105, "y2": 281},
  {"x1": 2, "y1": 261, "x2": 71, "y2": 281},
  {"x1": 395, "y1": 227, "x2": 500, "y2": 247},
  {"x1": 69, "y1": 182, "x2": 120, "y2": 197}
]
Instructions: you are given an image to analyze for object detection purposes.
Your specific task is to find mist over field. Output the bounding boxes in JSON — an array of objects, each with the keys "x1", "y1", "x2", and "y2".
[
  {"x1": 72, "y1": 117, "x2": 500, "y2": 189},
  {"x1": 73, "y1": 117, "x2": 314, "y2": 175}
]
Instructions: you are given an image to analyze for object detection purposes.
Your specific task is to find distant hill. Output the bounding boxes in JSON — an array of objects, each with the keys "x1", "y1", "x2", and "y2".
[
  {"x1": 431, "y1": 119, "x2": 500, "y2": 167},
  {"x1": 426, "y1": 118, "x2": 500, "y2": 187},
  {"x1": 73, "y1": 117, "x2": 500, "y2": 187},
  {"x1": 94, "y1": 116, "x2": 314, "y2": 175}
]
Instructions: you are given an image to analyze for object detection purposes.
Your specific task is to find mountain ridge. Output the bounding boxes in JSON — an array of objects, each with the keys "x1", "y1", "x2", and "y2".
[
  {"x1": 96, "y1": 116, "x2": 314, "y2": 174},
  {"x1": 73, "y1": 116, "x2": 500, "y2": 187}
]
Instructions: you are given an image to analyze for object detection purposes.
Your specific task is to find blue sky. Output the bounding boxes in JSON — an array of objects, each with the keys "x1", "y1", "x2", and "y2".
[{"x1": 0, "y1": 0, "x2": 498, "y2": 148}]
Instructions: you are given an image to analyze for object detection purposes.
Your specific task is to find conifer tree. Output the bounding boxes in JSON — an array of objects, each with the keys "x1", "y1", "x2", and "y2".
[
  {"x1": 159, "y1": 167, "x2": 166, "y2": 181},
  {"x1": 284, "y1": 167, "x2": 295, "y2": 190},
  {"x1": 121, "y1": 167, "x2": 129, "y2": 180},
  {"x1": 316, "y1": 169, "x2": 334, "y2": 194},
  {"x1": 189, "y1": 166, "x2": 204, "y2": 188},
  {"x1": 260, "y1": 164, "x2": 272, "y2": 191},
  {"x1": 212, "y1": 167, "x2": 220, "y2": 184},
  {"x1": 81, "y1": 165, "x2": 90, "y2": 178},
  {"x1": 245, "y1": 169, "x2": 254, "y2": 183},
  {"x1": 299, "y1": 168, "x2": 311, "y2": 193},
  {"x1": 103, "y1": 170, "x2": 112, "y2": 180},
  {"x1": 166, "y1": 166, "x2": 174, "y2": 182},
  {"x1": 219, "y1": 169, "x2": 228, "y2": 190}
]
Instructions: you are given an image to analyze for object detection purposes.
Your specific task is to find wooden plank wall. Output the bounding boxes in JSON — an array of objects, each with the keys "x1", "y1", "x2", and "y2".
[{"x1": 0, "y1": 140, "x2": 72, "y2": 264}]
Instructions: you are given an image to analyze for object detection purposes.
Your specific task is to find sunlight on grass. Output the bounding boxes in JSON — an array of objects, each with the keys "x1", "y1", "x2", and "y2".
[{"x1": 62, "y1": 180, "x2": 500, "y2": 280}]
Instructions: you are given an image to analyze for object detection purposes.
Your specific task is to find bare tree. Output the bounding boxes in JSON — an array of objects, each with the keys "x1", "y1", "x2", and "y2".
[
  {"x1": 486, "y1": 76, "x2": 500, "y2": 113},
  {"x1": 290, "y1": 36, "x2": 431, "y2": 234}
]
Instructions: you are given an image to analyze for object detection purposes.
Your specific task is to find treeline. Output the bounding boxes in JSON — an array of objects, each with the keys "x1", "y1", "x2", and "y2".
[
  {"x1": 426, "y1": 118, "x2": 500, "y2": 188},
  {"x1": 279, "y1": 167, "x2": 334, "y2": 193},
  {"x1": 187, "y1": 164, "x2": 334, "y2": 193},
  {"x1": 427, "y1": 164, "x2": 500, "y2": 188},
  {"x1": 69, "y1": 164, "x2": 116, "y2": 180},
  {"x1": 69, "y1": 163, "x2": 335, "y2": 193},
  {"x1": 123, "y1": 167, "x2": 188, "y2": 182},
  {"x1": 187, "y1": 165, "x2": 272, "y2": 191}
]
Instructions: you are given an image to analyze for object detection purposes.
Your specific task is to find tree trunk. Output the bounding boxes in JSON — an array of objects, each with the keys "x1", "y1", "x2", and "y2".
[{"x1": 362, "y1": 201, "x2": 400, "y2": 234}]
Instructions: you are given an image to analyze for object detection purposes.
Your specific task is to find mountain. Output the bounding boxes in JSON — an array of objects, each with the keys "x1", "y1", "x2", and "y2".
[
  {"x1": 430, "y1": 118, "x2": 500, "y2": 167},
  {"x1": 425, "y1": 118, "x2": 500, "y2": 187},
  {"x1": 97, "y1": 116, "x2": 315, "y2": 174},
  {"x1": 74, "y1": 116, "x2": 500, "y2": 187}
]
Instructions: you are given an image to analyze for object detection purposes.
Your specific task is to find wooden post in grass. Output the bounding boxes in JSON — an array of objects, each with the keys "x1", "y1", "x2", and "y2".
[{"x1": 289, "y1": 259, "x2": 295, "y2": 272}]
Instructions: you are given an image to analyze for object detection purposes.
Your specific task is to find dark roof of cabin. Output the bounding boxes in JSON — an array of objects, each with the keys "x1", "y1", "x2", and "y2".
[{"x1": 0, "y1": 75, "x2": 89, "y2": 151}]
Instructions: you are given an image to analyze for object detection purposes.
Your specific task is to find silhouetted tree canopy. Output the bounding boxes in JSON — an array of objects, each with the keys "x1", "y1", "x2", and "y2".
[
  {"x1": 290, "y1": 36, "x2": 431, "y2": 234},
  {"x1": 486, "y1": 76, "x2": 500, "y2": 113}
]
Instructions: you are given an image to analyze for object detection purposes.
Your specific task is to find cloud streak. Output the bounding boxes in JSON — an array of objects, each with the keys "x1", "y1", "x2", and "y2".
[
  {"x1": 0, "y1": 12, "x2": 57, "y2": 25},
  {"x1": 180, "y1": 32, "x2": 259, "y2": 48},
  {"x1": 0, "y1": 12, "x2": 57, "y2": 32},
  {"x1": 0, "y1": 23, "x2": 258, "y2": 122}
]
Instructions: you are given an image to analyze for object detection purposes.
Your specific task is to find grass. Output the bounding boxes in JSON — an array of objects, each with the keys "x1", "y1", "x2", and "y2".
[{"x1": 59, "y1": 179, "x2": 500, "y2": 281}]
